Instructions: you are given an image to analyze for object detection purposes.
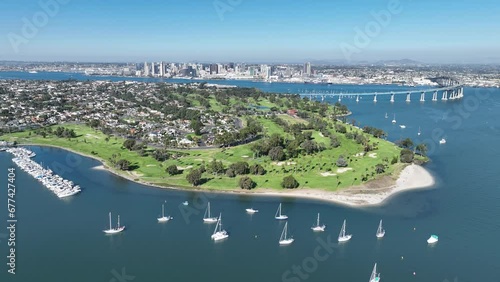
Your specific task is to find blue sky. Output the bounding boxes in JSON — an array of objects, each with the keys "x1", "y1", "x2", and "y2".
[{"x1": 0, "y1": 0, "x2": 499, "y2": 63}]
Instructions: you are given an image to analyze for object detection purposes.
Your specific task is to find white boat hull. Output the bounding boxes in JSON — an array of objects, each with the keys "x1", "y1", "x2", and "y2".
[
  {"x1": 311, "y1": 225, "x2": 326, "y2": 232},
  {"x1": 246, "y1": 208, "x2": 258, "y2": 213},
  {"x1": 338, "y1": 235, "x2": 352, "y2": 242},
  {"x1": 103, "y1": 226, "x2": 125, "y2": 234},
  {"x1": 427, "y1": 235, "x2": 439, "y2": 244},
  {"x1": 212, "y1": 231, "x2": 229, "y2": 241},
  {"x1": 279, "y1": 238, "x2": 294, "y2": 245},
  {"x1": 157, "y1": 216, "x2": 172, "y2": 222},
  {"x1": 275, "y1": 215, "x2": 288, "y2": 220},
  {"x1": 204, "y1": 217, "x2": 218, "y2": 223}
]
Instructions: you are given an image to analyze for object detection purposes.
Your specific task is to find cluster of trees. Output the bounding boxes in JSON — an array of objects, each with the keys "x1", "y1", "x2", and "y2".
[
  {"x1": 214, "y1": 117, "x2": 263, "y2": 147},
  {"x1": 109, "y1": 153, "x2": 132, "y2": 171},
  {"x1": 362, "y1": 126, "x2": 387, "y2": 138},
  {"x1": 396, "y1": 137, "x2": 428, "y2": 163},
  {"x1": 203, "y1": 159, "x2": 267, "y2": 178},
  {"x1": 33, "y1": 126, "x2": 77, "y2": 139},
  {"x1": 281, "y1": 175, "x2": 299, "y2": 189},
  {"x1": 250, "y1": 132, "x2": 326, "y2": 162}
]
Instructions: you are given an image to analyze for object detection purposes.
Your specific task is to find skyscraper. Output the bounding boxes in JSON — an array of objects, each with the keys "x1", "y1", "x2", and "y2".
[
  {"x1": 159, "y1": 62, "x2": 164, "y2": 77},
  {"x1": 304, "y1": 62, "x2": 312, "y2": 76},
  {"x1": 144, "y1": 62, "x2": 150, "y2": 76},
  {"x1": 151, "y1": 62, "x2": 155, "y2": 76}
]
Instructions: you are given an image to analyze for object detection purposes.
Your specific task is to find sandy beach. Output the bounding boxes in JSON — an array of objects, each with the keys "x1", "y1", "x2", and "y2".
[
  {"x1": 254, "y1": 164, "x2": 435, "y2": 206},
  {"x1": 21, "y1": 144, "x2": 435, "y2": 207}
]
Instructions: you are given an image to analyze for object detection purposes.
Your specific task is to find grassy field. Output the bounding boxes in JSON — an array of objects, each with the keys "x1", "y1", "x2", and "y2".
[{"x1": 1, "y1": 122, "x2": 408, "y2": 192}]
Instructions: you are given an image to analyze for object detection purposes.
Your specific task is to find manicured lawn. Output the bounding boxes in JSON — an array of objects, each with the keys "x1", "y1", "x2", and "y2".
[{"x1": 1, "y1": 121, "x2": 405, "y2": 192}]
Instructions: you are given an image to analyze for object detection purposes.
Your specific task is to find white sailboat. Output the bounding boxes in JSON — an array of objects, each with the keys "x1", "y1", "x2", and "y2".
[
  {"x1": 338, "y1": 219, "x2": 352, "y2": 242},
  {"x1": 211, "y1": 213, "x2": 229, "y2": 241},
  {"x1": 376, "y1": 220, "x2": 385, "y2": 238},
  {"x1": 246, "y1": 208, "x2": 259, "y2": 213},
  {"x1": 369, "y1": 263, "x2": 381, "y2": 282},
  {"x1": 275, "y1": 203, "x2": 288, "y2": 220},
  {"x1": 392, "y1": 114, "x2": 396, "y2": 124},
  {"x1": 157, "y1": 202, "x2": 173, "y2": 222},
  {"x1": 418, "y1": 126, "x2": 421, "y2": 136},
  {"x1": 203, "y1": 202, "x2": 218, "y2": 223},
  {"x1": 439, "y1": 138, "x2": 446, "y2": 144},
  {"x1": 182, "y1": 201, "x2": 188, "y2": 206},
  {"x1": 103, "y1": 212, "x2": 125, "y2": 234},
  {"x1": 311, "y1": 213, "x2": 326, "y2": 232},
  {"x1": 279, "y1": 222, "x2": 294, "y2": 245}
]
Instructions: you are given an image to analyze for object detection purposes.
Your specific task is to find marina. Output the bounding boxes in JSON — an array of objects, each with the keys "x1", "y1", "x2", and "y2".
[{"x1": 6, "y1": 147, "x2": 81, "y2": 198}]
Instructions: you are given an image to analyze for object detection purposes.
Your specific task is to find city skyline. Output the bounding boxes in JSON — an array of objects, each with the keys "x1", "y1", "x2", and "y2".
[{"x1": 1, "y1": 0, "x2": 499, "y2": 63}]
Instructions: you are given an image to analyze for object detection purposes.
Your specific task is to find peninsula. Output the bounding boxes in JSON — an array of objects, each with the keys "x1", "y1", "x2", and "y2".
[{"x1": 0, "y1": 80, "x2": 431, "y2": 206}]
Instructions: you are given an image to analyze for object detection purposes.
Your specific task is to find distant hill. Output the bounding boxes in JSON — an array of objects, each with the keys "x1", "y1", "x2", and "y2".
[{"x1": 373, "y1": 59, "x2": 423, "y2": 66}]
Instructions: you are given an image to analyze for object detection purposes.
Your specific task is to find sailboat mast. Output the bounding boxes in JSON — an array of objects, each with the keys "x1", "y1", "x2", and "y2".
[
  {"x1": 162, "y1": 204, "x2": 165, "y2": 218},
  {"x1": 109, "y1": 212, "x2": 112, "y2": 229},
  {"x1": 317, "y1": 213, "x2": 320, "y2": 226},
  {"x1": 117, "y1": 215, "x2": 120, "y2": 228},
  {"x1": 208, "y1": 202, "x2": 211, "y2": 218},
  {"x1": 284, "y1": 222, "x2": 287, "y2": 239}
]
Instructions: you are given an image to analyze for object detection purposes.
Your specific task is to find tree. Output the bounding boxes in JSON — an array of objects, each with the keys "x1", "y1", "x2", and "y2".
[
  {"x1": 226, "y1": 168, "x2": 236, "y2": 178},
  {"x1": 375, "y1": 163, "x2": 386, "y2": 174},
  {"x1": 239, "y1": 176, "x2": 256, "y2": 190},
  {"x1": 190, "y1": 119, "x2": 204, "y2": 135},
  {"x1": 186, "y1": 169, "x2": 202, "y2": 186},
  {"x1": 228, "y1": 162, "x2": 249, "y2": 175},
  {"x1": 398, "y1": 138, "x2": 414, "y2": 149},
  {"x1": 281, "y1": 175, "x2": 299, "y2": 189},
  {"x1": 416, "y1": 143, "x2": 428, "y2": 156},
  {"x1": 268, "y1": 146, "x2": 285, "y2": 161},
  {"x1": 301, "y1": 140, "x2": 319, "y2": 155},
  {"x1": 115, "y1": 159, "x2": 131, "y2": 171},
  {"x1": 330, "y1": 135, "x2": 341, "y2": 148},
  {"x1": 400, "y1": 149, "x2": 414, "y2": 163},
  {"x1": 123, "y1": 139, "x2": 136, "y2": 150},
  {"x1": 208, "y1": 159, "x2": 225, "y2": 175},
  {"x1": 153, "y1": 149, "x2": 170, "y2": 162},
  {"x1": 336, "y1": 155, "x2": 348, "y2": 167},
  {"x1": 166, "y1": 164, "x2": 180, "y2": 176},
  {"x1": 249, "y1": 164, "x2": 266, "y2": 175}
]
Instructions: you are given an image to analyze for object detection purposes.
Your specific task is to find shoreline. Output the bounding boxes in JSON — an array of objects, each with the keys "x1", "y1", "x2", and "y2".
[{"x1": 19, "y1": 143, "x2": 436, "y2": 207}]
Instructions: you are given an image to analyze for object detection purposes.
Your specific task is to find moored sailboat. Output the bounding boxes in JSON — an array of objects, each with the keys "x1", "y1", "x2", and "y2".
[
  {"x1": 246, "y1": 208, "x2": 259, "y2": 213},
  {"x1": 279, "y1": 222, "x2": 294, "y2": 245},
  {"x1": 376, "y1": 220, "x2": 385, "y2": 238},
  {"x1": 203, "y1": 202, "x2": 218, "y2": 223},
  {"x1": 103, "y1": 212, "x2": 125, "y2": 234},
  {"x1": 275, "y1": 203, "x2": 288, "y2": 220},
  {"x1": 157, "y1": 202, "x2": 173, "y2": 222},
  {"x1": 369, "y1": 263, "x2": 381, "y2": 282},
  {"x1": 338, "y1": 219, "x2": 352, "y2": 242},
  {"x1": 211, "y1": 213, "x2": 229, "y2": 241},
  {"x1": 311, "y1": 213, "x2": 326, "y2": 232}
]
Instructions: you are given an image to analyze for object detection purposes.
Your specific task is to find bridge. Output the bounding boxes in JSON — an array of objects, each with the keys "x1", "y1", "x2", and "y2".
[{"x1": 300, "y1": 85, "x2": 464, "y2": 103}]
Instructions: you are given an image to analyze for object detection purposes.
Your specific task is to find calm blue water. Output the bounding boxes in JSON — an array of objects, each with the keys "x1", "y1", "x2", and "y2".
[{"x1": 0, "y1": 72, "x2": 499, "y2": 282}]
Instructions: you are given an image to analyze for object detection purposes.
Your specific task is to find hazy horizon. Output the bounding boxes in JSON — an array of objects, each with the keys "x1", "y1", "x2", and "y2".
[{"x1": 1, "y1": 0, "x2": 499, "y2": 64}]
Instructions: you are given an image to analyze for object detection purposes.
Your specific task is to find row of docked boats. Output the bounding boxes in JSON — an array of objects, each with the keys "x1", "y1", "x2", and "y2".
[{"x1": 6, "y1": 147, "x2": 82, "y2": 198}]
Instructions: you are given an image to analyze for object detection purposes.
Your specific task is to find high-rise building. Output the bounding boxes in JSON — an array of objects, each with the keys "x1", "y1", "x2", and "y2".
[
  {"x1": 159, "y1": 62, "x2": 164, "y2": 77},
  {"x1": 151, "y1": 62, "x2": 155, "y2": 76},
  {"x1": 304, "y1": 62, "x2": 312, "y2": 76},
  {"x1": 144, "y1": 62, "x2": 150, "y2": 76},
  {"x1": 210, "y1": 64, "x2": 218, "y2": 74}
]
